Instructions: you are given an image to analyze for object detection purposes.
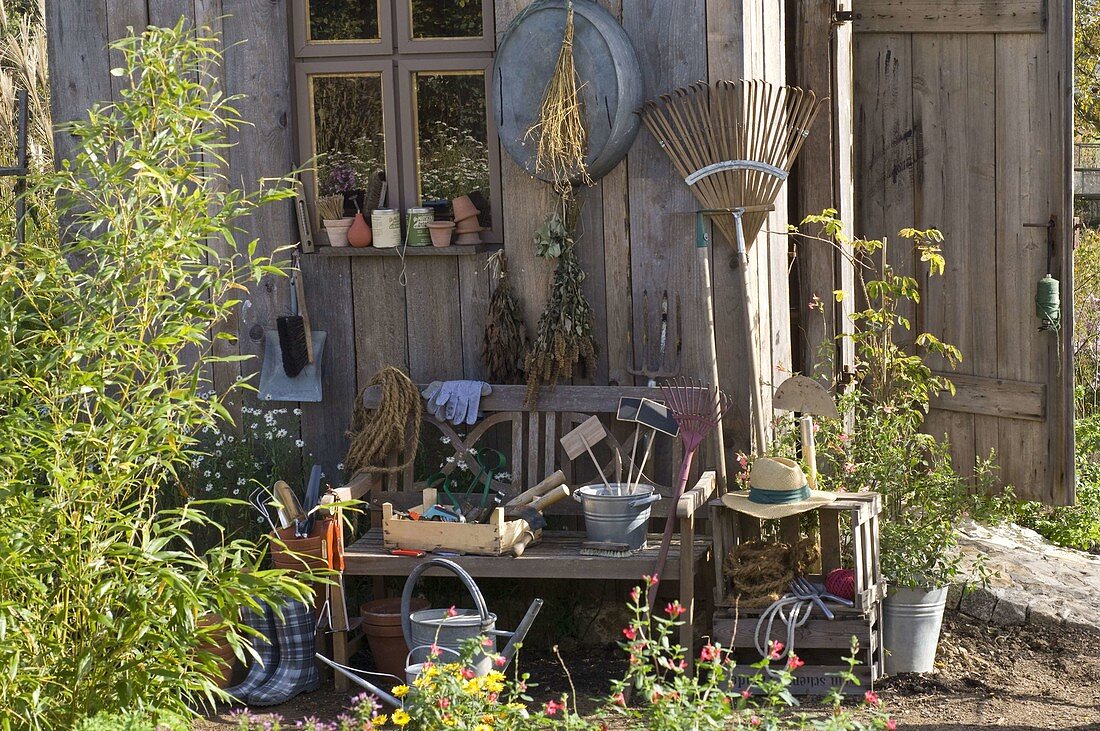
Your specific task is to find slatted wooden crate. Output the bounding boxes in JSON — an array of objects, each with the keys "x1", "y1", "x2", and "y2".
[{"x1": 706, "y1": 492, "x2": 886, "y2": 695}]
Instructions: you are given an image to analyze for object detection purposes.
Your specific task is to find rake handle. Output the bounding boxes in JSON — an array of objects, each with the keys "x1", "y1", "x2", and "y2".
[{"x1": 648, "y1": 449, "x2": 696, "y2": 612}]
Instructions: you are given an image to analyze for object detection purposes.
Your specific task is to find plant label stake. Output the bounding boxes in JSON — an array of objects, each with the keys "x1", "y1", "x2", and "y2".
[
  {"x1": 630, "y1": 398, "x2": 680, "y2": 493},
  {"x1": 772, "y1": 375, "x2": 840, "y2": 489},
  {"x1": 560, "y1": 415, "x2": 613, "y2": 491}
]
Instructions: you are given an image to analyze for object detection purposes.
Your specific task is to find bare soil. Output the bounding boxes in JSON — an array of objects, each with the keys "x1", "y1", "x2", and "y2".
[{"x1": 195, "y1": 611, "x2": 1100, "y2": 729}]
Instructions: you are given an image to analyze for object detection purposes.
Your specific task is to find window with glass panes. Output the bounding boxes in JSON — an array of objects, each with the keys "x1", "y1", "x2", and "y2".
[{"x1": 292, "y1": 1, "x2": 500, "y2": 241}]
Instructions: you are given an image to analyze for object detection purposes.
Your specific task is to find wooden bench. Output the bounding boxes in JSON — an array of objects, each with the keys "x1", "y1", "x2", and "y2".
[{"x1": 329, "y1": 385, "x2": 717, "y2": 684}]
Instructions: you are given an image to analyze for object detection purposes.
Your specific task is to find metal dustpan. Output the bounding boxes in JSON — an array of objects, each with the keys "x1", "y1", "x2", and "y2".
[{"x1": 258, "y1": 329, "x2": 326, "y2": 402}]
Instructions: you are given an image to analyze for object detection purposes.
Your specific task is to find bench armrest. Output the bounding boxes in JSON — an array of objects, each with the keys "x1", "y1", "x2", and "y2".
[
  {"x1": 331, "y1": 471, "x2": 377, "y2": 502},
  {"x1": 677, "y1": 470, "x2": 717, "y2": 518}
]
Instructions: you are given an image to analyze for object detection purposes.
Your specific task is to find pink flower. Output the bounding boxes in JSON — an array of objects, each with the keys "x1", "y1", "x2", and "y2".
[
  {"x1": 787, "y1": 654, "x2": 805, "y2": 670},
  {"x1": 750, "y1": 715, "x2": 762, "y2": 727},
  {"x1": 482, "y1": 636, "x2": 494, "y2": 648},
  {"x1": 622, "y1": 626, "x2": 637, "y2": 640},
  {"x1": 438, "y1": 697, "x2": 450, "y2": 709},
  {"x1": 651, "y1": 690, "x2": 662, "y2": 703},
  {"x1": 644, "y1": 574, "x2": 659, "y2": 587},
  {"x1": 629, "y1": 586, "x2": 641, "y2": 603},
  {"x1": 545, "y1": 699, "x2": 563, "y2": 717},
  {"x1": 429, "y1": 644, "x2": 441, "y2": 657},
  {"x1": 665, "y1": 601, "x2": 686, "y2": 618},
  {"x1": 446, "y1": 605, "x2": 458, "y2": 618},
  {"x1": 768, "y1": 641, "x2": 784, "y2": 660},
  {"x1": 844, "y1": 462, "x2": 857, "y2": 474},
  {"x1": 838, "y1": 432, "x2": 850, "y2": 442},
  {"x1": 741, "y1": 689, "x2": 751, "y2": 699},
  {"x1": 611, "y1": 692, "x2": 625, "y2": 706},
  {"x1": 699, "y1": 644, "x2": 718, "y2": 662},
  {"x1": 461, "y1": 667, "x2": 475, "y2": 679},
  {"x1": 737, "y1": 453, "x2": 749, "y2": 469},
  {"x1": 864, "y1": 690, "x2": 880, "y2": 706},
  {"x1": 886, "y1": 720, "x2": 897, "y2": 730},
  {"x1": 494, "y1": 655, "x2": 507, "y2": 667}
]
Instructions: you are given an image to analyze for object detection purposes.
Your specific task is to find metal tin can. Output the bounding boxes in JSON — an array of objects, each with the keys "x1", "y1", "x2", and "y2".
[
  {"x1": 405, "y1": 207, "x2": 434, "y2": 247},
  {"x1": 371, "y1": 208, "x2": 401, "y2": 249}
]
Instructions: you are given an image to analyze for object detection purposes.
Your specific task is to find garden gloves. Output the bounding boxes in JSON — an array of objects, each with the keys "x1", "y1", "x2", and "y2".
[{"x1": 422, "y1": 380, "x2": 490, "y2": 426}]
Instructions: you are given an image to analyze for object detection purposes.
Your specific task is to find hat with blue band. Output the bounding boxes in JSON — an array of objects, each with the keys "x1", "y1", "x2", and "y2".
[{"x1": 721, "y1": 457, "x2": 835, "y2": 519}]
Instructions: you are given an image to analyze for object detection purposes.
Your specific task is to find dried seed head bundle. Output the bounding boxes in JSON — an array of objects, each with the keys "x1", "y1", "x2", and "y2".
[{"x1": 482, "y1": 252, "x2": 529, "y2": 384}]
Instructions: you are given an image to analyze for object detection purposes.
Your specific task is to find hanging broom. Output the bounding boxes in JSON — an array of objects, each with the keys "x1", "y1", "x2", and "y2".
[{"x1": 639, "y1": 79, "x2": 825, "y2": 454}]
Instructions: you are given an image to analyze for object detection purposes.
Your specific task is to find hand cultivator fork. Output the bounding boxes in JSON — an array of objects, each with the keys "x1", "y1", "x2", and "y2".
[{"x1": 649, "y1": 377, "x2": 734, "y2": 609}]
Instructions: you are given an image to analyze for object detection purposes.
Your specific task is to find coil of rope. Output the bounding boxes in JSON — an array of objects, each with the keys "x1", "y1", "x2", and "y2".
[{"x1": 345, "y1": 367, "x2": 422, "y2": 475}]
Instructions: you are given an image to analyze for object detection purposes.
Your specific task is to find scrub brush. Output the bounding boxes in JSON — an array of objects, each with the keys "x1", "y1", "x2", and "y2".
[{"x1": 277, "y1": 266, "x2": 314, "y2": 377}]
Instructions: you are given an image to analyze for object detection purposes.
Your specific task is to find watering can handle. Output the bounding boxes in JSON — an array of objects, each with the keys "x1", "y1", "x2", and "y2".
[
  {"x1": 400, "y1": 557, "x2": 493, "y2": 649},
  {"x1": 629, "y1": 493, "x2": 662, "y2": 509},
  {"x1": 499, "y1": 598, "x2": 544, "y2": 669}
]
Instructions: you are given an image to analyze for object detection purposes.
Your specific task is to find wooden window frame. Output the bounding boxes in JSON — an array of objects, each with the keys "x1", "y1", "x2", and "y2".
[
  {"x1": 291, "y1": 0, "x2": 501, "y2": 244},
  {"x1": 292, "y1": 0, "x2": 393, "y2": 58}
]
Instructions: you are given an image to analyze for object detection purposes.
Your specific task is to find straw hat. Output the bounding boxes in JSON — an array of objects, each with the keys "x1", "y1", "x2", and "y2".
[{"x1": 721, "y1": 457, "x2": 835, "y2": 519}]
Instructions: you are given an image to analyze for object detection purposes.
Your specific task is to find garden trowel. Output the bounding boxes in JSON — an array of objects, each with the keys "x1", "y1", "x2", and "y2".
[{"x1": 773, "y1": 376, "x2": 840, "y2": 490}]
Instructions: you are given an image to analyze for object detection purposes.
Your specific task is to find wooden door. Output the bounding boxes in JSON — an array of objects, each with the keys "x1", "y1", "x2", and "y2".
[{"x1": 853, "y1": 0, "x2": 1075, "y2": 504}]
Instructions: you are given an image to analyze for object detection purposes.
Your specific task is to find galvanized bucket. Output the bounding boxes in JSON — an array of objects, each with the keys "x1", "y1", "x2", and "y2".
[
  {"x1": 401, "y1": 558, "x2": 497, "y2": 676},
  {"x1": 573, "y1": 483, "x2": 661, "y2": 550},
  {"x1": 882, "y1": 586, "x2": 948, "y2": 674}
]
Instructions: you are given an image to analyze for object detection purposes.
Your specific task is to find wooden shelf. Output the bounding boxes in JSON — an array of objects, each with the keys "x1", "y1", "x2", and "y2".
[{"x1": 313, "y1": 243, "x2": 501, "y2": 257}]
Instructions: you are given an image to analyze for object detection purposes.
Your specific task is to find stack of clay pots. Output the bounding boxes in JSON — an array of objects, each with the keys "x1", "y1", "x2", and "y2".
[{"x1": 451, "y1": 195, "x2": 484, "y2": 245}]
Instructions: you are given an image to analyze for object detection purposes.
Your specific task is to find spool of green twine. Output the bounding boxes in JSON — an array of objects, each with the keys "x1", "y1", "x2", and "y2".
[{"x1": 1035, "y1": 274, "x2": 1061, "y2": 331}]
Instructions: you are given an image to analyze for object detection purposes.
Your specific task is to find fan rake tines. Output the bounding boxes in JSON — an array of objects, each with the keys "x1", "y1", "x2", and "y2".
[
  {"x1": 640, "y1": 79, "x2": 824, "y2": 252},
  {"x1": 659, "y1": 377, "x2": 735, "y2": 454}
]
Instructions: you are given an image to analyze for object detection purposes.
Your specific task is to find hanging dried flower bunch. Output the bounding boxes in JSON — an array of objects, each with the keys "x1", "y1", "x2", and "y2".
[
  {"x1": 482, "y1": 251, "x2": 529, "y2": 384},
  {"x1": 524, "y1": 196, "x2": 597, "y2": 406},
  {"x1": 524, "y1": 0, "x2": 591, "y2": 187}
]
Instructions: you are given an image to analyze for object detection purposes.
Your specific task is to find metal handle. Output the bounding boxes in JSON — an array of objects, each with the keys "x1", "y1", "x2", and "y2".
[
  {"x1": 629, "y1": 493, "x2": 662, "y2": 509},
  {"x1": 401, "y1": 557, "x2": 492, "y2": 648}
]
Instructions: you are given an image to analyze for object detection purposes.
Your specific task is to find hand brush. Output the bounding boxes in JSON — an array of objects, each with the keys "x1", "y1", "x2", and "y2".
[{"x1": 277, "y1": 265, "x2": 314, "y2": 378}]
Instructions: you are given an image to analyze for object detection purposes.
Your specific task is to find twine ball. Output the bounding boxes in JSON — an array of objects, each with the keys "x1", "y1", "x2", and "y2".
[{"x1": 825, "y1": 568, "x2": 856, "y2": 601}]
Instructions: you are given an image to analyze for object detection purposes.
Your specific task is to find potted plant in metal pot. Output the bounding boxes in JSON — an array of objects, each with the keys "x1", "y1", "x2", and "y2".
[{"x1": 793, "y1": 212, "x2": 1012, "y2": 674}]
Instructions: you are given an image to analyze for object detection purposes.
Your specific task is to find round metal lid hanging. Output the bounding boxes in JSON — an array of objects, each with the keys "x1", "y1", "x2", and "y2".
[{"x1": 492, "y1": 0, "x2": 644, "y2": 185}]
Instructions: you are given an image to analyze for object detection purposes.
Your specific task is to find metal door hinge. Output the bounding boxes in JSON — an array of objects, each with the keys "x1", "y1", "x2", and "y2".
[{"x1": 833, "y1": 10, "x2": 861, "y2": 24}]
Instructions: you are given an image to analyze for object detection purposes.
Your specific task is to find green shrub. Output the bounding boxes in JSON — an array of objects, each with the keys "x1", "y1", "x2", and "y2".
[{"x1": 0, "y1": 23, "x2": 310, "y2": 730}]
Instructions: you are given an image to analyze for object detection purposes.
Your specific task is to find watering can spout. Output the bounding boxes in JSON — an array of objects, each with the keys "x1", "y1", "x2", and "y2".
[{"x1": 500, "y1": 598, "x2": 544, "y2": 665}]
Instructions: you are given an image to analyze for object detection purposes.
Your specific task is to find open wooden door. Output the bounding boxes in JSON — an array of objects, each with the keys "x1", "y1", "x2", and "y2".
[{"x1": 852, "y1": 0, "x2": 1075, "y2": 504}]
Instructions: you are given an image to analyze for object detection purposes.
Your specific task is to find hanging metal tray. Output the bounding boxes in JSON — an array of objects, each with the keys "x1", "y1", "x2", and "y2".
[{"x1": 492, "y1": 0, "x2": 644, "y2": 185}]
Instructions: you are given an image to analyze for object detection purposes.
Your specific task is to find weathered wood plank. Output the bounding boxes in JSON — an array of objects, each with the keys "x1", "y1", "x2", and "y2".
[
  {"x1": 602, "y1": 159, "x2": 635, "y2": 387},
  {"x1": 853, "y1": 0, "x2": 1046, "y2": 34},
  {"x1": 405, "y1": 259, "x2": 464, "y2": 382},
  {"x1": 147, "y1": 0, "x2": 194, "y2": 28},
  {"x1": 47, "y1": 0, "x2": 111, "y2": 164},
  {"x1": 352, "y1": 258, "x2": 410, "y2": 386},
  {"x1": 362, "y1": 384, "x2": 664, "y2": 412},
  {"x1": 458, "y1": 255, "x2": 491, "y2": 380},
  {"x1": 833, "y1": 6, "x2": 856, "y2": 373}
]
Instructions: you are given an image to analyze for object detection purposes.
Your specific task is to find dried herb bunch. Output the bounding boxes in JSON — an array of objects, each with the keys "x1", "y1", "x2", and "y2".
[
  {"x1": 524, "y1": 0, "x2": 590, "y2": 186},
  {"x1": 482, "y1": 251, "x2": 528, "y2": 384},
  {"x1": 524, "y1": 195, "x2": 597, "y2": 405}
]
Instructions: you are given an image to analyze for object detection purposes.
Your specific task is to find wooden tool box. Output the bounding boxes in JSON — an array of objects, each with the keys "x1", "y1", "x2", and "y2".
[{"x1": 382, "y1": 487, "x2": 536, "y2": 556}]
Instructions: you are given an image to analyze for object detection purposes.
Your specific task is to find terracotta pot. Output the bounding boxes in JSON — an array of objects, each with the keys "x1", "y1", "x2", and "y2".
[
  {"x1": 197, "y1": 615, "x2": 239, "y2": 689},
  {"x1": 455, "y1": 231, "x2": 483, "y2": 246},
  {"x1": 451, "y1": 195, "x2": 479, "y2": 221},
  {"x1": 359, "y1": 597, "x2": 431, "y2": 677},
  {"x1": 347, "y1": 212, "x2": 373, "y2": 247},
  {"x1": 427, "y1": 221, "x2": 455, "y2": 247},
  {"x1": 324, "y1": 218, "x2": 354, "y2": 248},
  {"x1": 270, "y1": 526, "x2": 330, "y2": 611},
  {"x1": 454, "y1": 217, "x2": 483, "y2": 234}
]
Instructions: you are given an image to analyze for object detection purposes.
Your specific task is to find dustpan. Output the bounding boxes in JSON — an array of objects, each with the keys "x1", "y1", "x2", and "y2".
[
  {"x1": 258, "y1": 330, "x2": 326, "y2": 402},
  {"x1": 258, "y1": 259, "x2": 326, "y2": 402}
]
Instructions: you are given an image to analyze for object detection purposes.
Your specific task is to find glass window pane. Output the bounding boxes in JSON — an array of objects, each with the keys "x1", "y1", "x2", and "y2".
[
  {"x1": 308, "y1": 0, "x2": 380, "y2": 42},
  {"x1": 414, "y1": 71, "x2": 490, "y2": 220},
  {"x1": 409, "y1": 0, "x2": 484, "y2": 40},
  {"x1": 311, "y1": 75, "x2": 386, "y2": 201}
]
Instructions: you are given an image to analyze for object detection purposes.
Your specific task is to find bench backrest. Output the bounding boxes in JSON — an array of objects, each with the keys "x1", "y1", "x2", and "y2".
[{"x1": 358, "y1": 384, "x2": 687, "y2": 517}]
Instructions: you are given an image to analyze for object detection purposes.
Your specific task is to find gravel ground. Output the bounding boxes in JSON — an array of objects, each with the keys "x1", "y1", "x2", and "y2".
[{"x1": 195, "y1": 611, "x2": 1100, "y2": 729}]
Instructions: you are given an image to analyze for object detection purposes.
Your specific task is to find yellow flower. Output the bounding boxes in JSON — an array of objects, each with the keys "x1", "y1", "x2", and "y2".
[
  {"x1": 391, "y1": 684, "x2": 410, "y2": 698},
  {"x1": 373, "y1": 714, "x2": 388, "y2": 726},
  {"x1": 473, "y1": 724, "x2": 494, "y2": 731},
  {"x1": 392, "y1": 709, "x2": 411, "y2": 726}
]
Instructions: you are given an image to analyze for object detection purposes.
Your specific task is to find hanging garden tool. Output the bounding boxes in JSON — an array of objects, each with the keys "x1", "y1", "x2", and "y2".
[
  {"x1": 258, "y1": 254, "x2": 327, "y2": 402},
  {"x1": 640, "y1": 80, "x2": 825, "y2": 455},
  {"x1": 650, "y1": 378, "x2": 734, "y2": 609},
  {"x1": 772, "y1": 375, "x2": 840, "y2": 489}
]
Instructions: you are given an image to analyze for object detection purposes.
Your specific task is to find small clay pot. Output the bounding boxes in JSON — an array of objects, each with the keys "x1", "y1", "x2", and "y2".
[
  {"x1": 455, "y1": 231, "x2": 482, "y2": 246},
  {"x1": 426, "y1": 220, "x2": 456, "y2": 247},
  {"x1": 347, "y1": 212, "x2": 373, "y2": 247},
  {"x1": 451, "y1": 195, "x2": 479, "y2": 221},
  {"x1": 323, "y1": 218, "x2": 354, "y2": 248},
  {"x1": 455, "y1": 217, "x2": 483, "y2": 234},
  {"x1": 360, "y1": 597, "x2": 431, "y2": 678}
]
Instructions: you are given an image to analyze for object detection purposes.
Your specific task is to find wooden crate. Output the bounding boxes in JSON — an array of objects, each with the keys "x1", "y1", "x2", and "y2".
[
  {"x1": 707, "y1": 492, "x2": 885, "y2": 694},
  {"x1": 381, "y1": 487, "x2": 536, "y2": 556}
]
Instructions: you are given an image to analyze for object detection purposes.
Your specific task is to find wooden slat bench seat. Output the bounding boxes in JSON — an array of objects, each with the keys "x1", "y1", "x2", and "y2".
[{"x1": 327, "y1": 385, "x2": 720, "y2": 687}]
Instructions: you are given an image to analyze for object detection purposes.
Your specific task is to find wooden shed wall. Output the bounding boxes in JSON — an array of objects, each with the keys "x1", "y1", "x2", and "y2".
[
  {"x1": 851, "y1": 0, "x2": 1075, "y2": 504},
  {"x1": 47, "y1": 0, "x2": 791, "y2": 480}
]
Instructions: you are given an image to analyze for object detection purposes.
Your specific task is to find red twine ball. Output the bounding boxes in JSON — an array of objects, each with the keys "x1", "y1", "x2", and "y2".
[{"x1": 825, "y1": 568, "x2": 856, "y2": 600}]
